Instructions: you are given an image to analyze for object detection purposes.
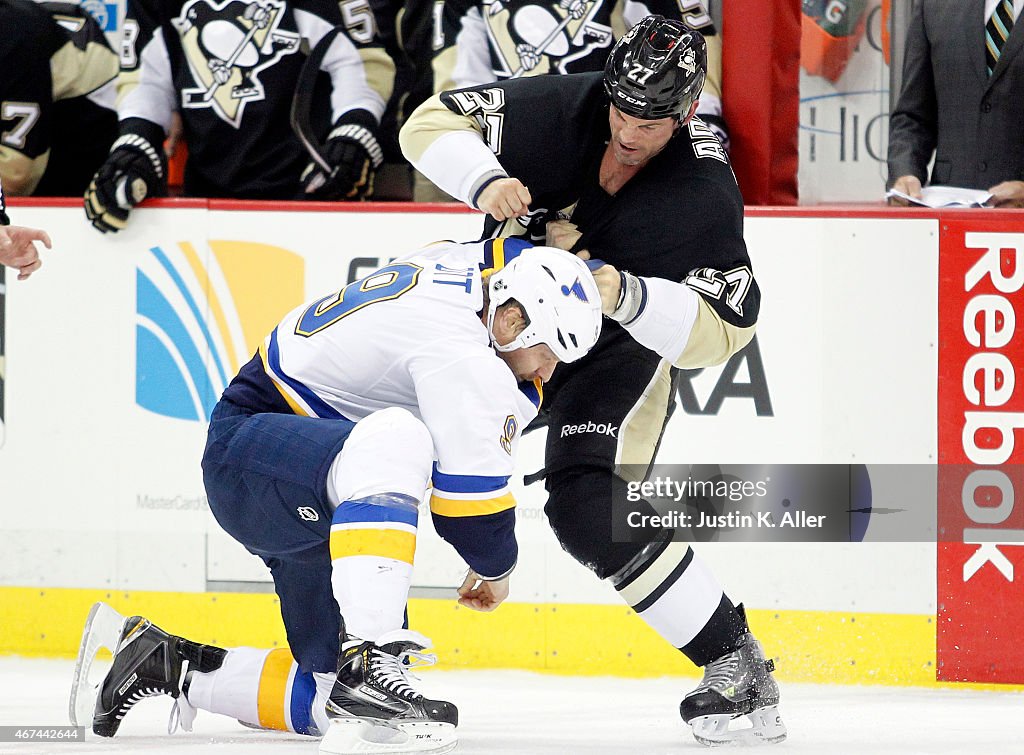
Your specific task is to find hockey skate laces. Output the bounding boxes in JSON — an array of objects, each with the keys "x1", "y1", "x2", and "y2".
[
  {"x1": 698, "y1": 652, "x2": 740, "y2": 692},
  {"x1": 166, "y1": 662, "x2": 198, "y2": 735},
  {"x1": 370, "y1": 648, "x2": 437, "y2": 699},
  {"x1": 167, "y1": 696, "x2": 198, "y2": 735},
  {"x1": 398, "y1": 648, "x2": 437, "y2": 673}
]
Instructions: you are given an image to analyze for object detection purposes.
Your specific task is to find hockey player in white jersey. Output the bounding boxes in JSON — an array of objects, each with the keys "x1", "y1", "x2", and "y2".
[{"x1": 75, "y1": 238, "x2": 601, "y2": 754}]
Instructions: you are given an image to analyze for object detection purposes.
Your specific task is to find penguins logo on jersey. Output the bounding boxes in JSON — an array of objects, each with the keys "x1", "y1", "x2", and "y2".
[
  {"x1": 174, "y1": 0, "x2": 300, "y2": 128},
  {"x1": 483, "y1": 0, "x2": 613, "y2": 78}
]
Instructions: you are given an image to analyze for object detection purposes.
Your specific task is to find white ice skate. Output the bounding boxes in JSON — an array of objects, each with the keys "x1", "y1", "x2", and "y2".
[{"x1": 68, "y1": 601, "x2": 126, "y2": 728}]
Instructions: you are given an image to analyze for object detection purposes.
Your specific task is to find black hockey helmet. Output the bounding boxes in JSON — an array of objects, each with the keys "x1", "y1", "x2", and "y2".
[{"x1": 604, "y1": 15, "x2": 707, "y2": 121}]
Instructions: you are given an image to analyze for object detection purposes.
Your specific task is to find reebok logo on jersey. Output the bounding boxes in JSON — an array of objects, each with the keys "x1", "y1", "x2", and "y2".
[
  {"x1": 560, "y1": 421, "x2": 618, "y2": 438},
  {"x1": 560, "y1": 277, "x2": 590, "y2": 303}
]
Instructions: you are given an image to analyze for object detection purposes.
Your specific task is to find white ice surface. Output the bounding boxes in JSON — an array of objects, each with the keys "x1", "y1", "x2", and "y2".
[{"x1": 0, "y1": 657, "x2": 1022, "y2": 755}]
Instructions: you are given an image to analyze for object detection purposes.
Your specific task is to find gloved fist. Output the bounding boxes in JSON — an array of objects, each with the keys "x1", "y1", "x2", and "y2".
[
  {"x1": 301, "y1": 123, "x2": 383, "y2": 200},
  {"x1": 559, "y1": 0, "x2": 587, "y2": 20},
  {"x1": 84, "y1": 134, "x2": 165, "y2": 233}
]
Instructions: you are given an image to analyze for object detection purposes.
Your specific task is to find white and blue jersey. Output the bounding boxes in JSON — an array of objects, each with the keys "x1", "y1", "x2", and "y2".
[{"x1": 221, "y1": 237, "x2": 541, "y2": 578}]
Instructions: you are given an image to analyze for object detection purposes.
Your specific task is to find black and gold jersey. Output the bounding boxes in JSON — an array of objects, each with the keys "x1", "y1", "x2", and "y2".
[
  {"x1": 119, "y1": 0, "x2": 395, "y2": 198},
  {"x1": 0, "y1": 0, "x2": 117, "y2": 196},
  {"x1": 402, "y1": 72, "x2": 756, "y2": 366}
]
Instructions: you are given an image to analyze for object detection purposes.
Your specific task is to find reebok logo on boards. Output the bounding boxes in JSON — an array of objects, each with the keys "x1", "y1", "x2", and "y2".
[
  {"x1": 956, "y1": 232, "x2": 1024, "y2": 583},
  {"x1": 561, "y1": 421, "x2": 618, "y2": 438}
]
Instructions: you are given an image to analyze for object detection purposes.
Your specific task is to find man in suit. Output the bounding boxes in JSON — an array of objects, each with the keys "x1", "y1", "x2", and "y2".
[{"x1": 887, "y1": 0, "x2": 1024, "y2": 207}]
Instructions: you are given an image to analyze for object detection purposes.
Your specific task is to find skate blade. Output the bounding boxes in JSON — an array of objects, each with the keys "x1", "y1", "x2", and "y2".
[
  {"x1": 318, "y1": 718, "x2": 456, "y2": 755},
  {"x1": 68, "y1": 602, "x2": 127, "y2": 729},
  {"x1": 689, "y1": 705, "x2": 787, "y2": 747}
]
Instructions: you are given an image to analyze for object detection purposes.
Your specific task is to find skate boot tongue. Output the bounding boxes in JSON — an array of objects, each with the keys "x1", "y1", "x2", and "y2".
[
  {"x1": 370, "y1": 630, "x2": 436, "y2": 702},
  {"x1": 375, "y1": 629, "x2": 431, "y2": 657}
]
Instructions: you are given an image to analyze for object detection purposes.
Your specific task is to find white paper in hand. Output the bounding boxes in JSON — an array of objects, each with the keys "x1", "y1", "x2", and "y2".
[{"x1": 886, "y1": 185, "x2": 993, "y2": 208}]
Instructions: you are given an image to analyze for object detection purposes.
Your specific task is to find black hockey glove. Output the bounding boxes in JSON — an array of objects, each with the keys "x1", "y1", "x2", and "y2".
[
  {"x1": 84, "y1": 125, "x2": 166, "y2": 234},
  {"x1": 300, "y1": 116, "x2": 384, "y2": 201}
]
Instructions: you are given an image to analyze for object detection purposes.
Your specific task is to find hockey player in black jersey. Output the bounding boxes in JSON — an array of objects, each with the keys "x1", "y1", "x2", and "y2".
[
  {"x1": 402, "y1": 15, "x2": 785, "y2": 746},
  {"x1": 0, "y1": 0, "x2": 118, "y2": 196},
  {"x1": 431, "y1": 0, "x2": 729, "y2": 147},
  {"x1": 414, "y1": 0, "x2": 726, "y2": 202},
  {"x1": 83, "y1": 0, "x2": 396, "y2": 233}
]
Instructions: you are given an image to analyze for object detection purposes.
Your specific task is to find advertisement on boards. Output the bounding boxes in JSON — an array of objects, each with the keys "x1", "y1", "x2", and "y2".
[{"x1": 937, "y1": 219, "x2": 1024, "y2": 684}]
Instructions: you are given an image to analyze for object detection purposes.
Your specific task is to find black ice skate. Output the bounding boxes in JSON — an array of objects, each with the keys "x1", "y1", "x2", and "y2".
[
  {"x1": 319, "y1": 628, "x2": 457, "y2": 755},
  {"x1": 91, "y1": 612, "x2": 225, "y2": 737},
  {"x1": 679, "y1": 605, "x2": 787, "y2": 746}
]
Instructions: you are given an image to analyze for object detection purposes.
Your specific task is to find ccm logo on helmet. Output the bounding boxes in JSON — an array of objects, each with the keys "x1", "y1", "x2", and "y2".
[
  {"x1": 615, "y1": 91, "x2": 645, "y2": 106},
  {"x1": 561, "y1": 421, "x2": 619, "y2": 438}
]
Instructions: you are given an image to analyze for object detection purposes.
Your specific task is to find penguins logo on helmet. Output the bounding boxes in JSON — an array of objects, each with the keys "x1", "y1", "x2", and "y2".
[{"x1": 679, "y1": 48, "x2": 697, "y2": 74}]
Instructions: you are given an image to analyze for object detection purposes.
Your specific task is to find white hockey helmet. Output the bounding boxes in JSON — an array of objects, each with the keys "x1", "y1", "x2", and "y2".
[{"x1": 486, "y1": 246, "x2": 603, "y2": 363}]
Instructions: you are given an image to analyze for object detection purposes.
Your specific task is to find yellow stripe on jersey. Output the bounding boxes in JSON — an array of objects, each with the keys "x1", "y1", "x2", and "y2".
[
  {"x1": 429, "y1": 492, "x2": 516, "y2": 517},
  {"x1": 480, "y1": 238, "x2": 508, "y2": 280},
  {"x1": 258, "y1": 342, "x2": 310, "y2": 417},
  {"x1": 257, "y1": 648, "x2": 294, "y2": 732},
  {"x1": 330, "y1": 528, "x2": 417, "y2": 565}
]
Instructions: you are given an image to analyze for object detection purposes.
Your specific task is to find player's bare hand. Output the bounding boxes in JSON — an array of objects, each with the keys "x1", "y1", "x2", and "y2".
[
  {"x1": 0, "y1": 225, "x2": 51, "y2": 280},
  {"x1": 165, "y1": 112, "x2": 184, "y2": 159},
  {"x1": 888, "y1": 175, "x2": 922, "y2": 205},
  {"x1": 986, "y1": 180, "x2": 1024, "y2": 208},
  {"x1": 546, "y1": 219, "x2": 582, "y2": 250},
  {"x1": 477, "y1": 178, "x2": 532, "y2": 222},
  {"x1": 576, "y1": 252, "x2": 621, "y2": 315},
  {"x1": 457, "y1": 571, "x2": 509, "y2": 612}
]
